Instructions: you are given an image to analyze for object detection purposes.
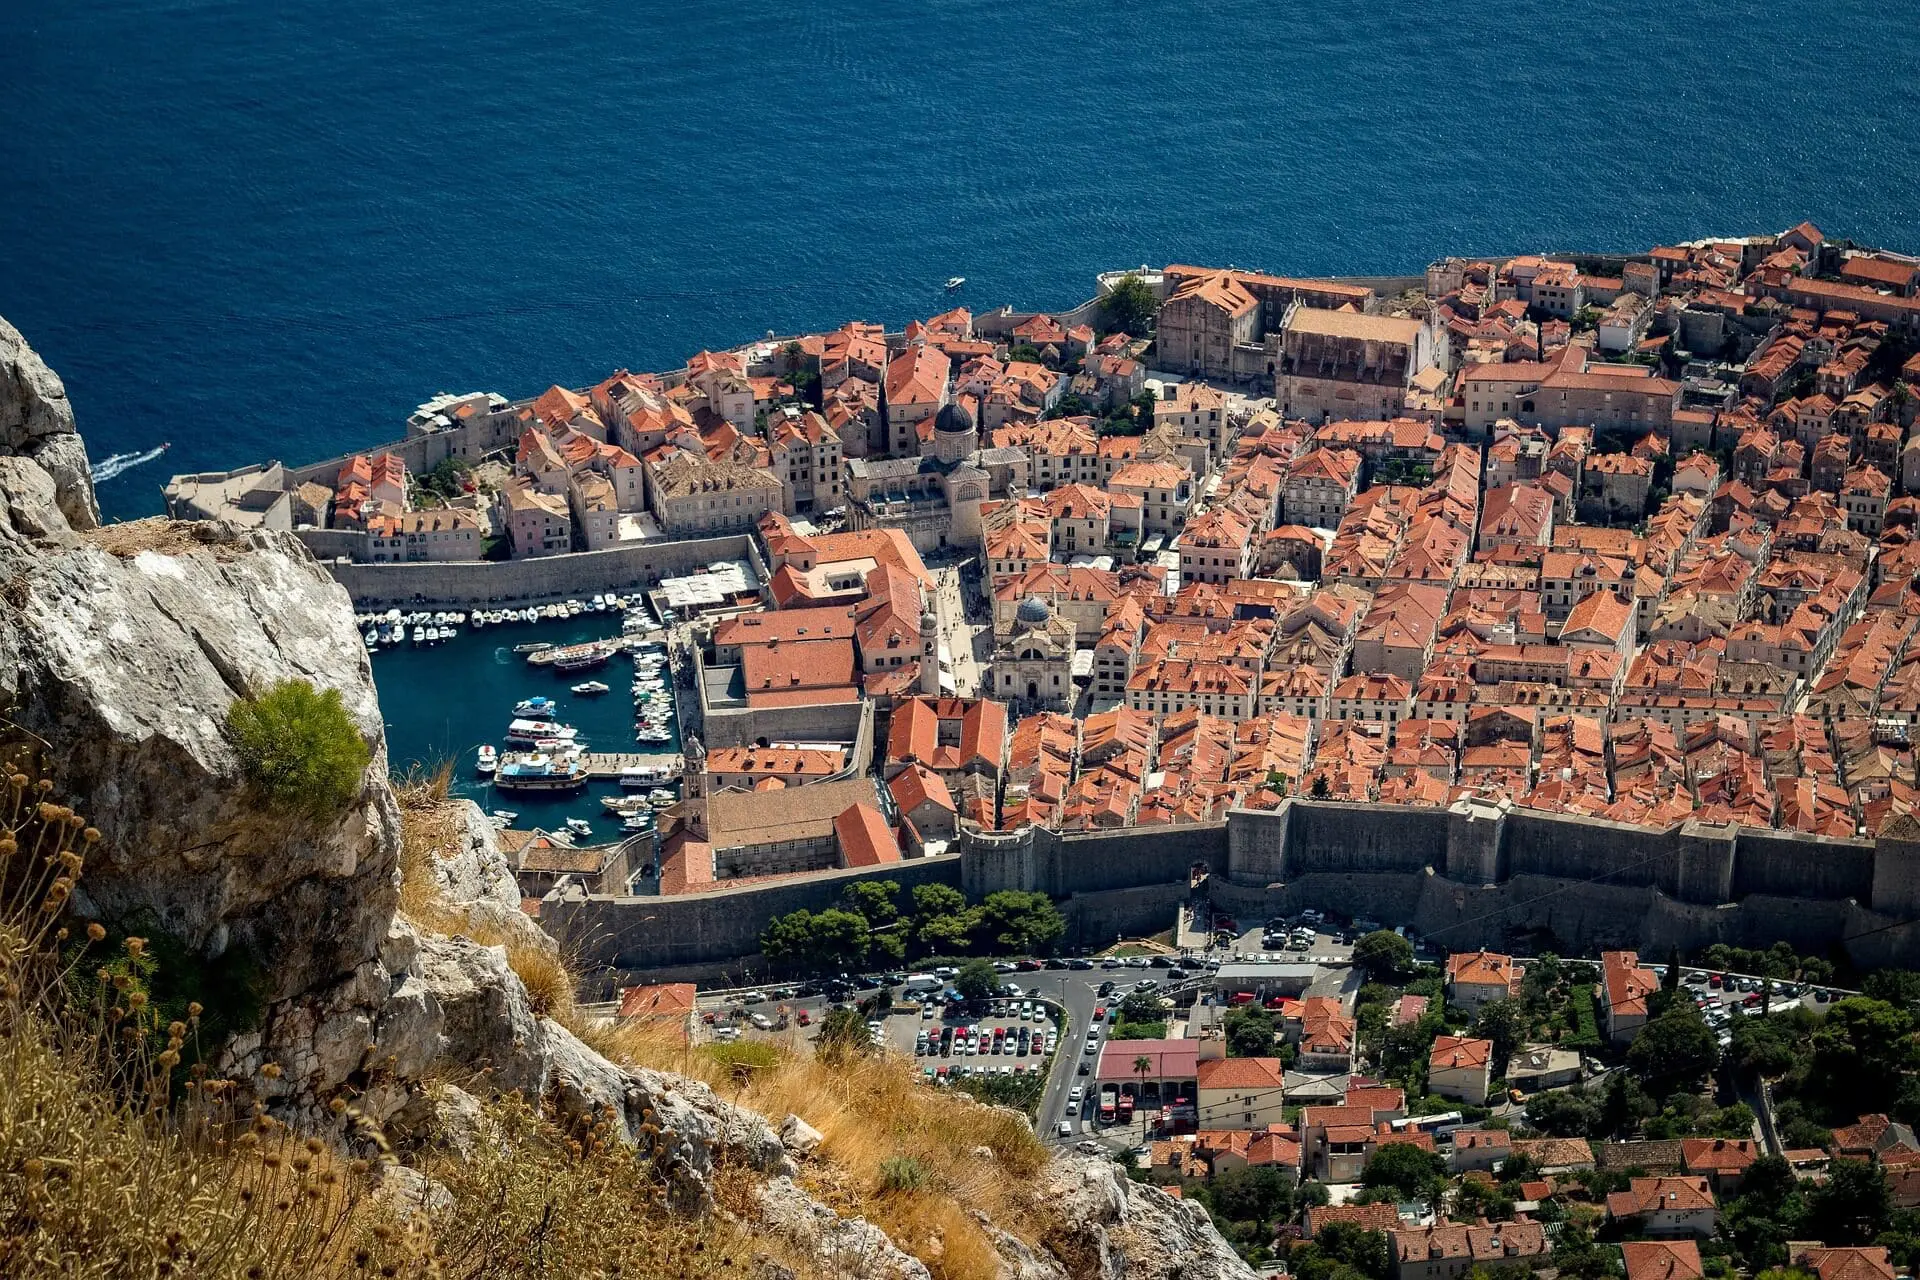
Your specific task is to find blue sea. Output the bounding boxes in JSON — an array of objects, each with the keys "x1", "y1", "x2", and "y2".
[{"x1": 4, "y1": 0, "x2": 1917, "y2": 521}]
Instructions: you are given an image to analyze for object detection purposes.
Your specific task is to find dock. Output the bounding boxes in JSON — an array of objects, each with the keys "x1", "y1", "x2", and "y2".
[{"x1": 582, "y1": 752, "x2": 684, "y2": 779}]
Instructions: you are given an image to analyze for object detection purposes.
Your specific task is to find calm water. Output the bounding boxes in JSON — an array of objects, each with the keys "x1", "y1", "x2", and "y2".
[
  {"x1": 373, "y1": 613, "x2": 678, "y2": 845},
  {"x1": 4, "y1": 1, "x2": 1918, "y2": 520}
]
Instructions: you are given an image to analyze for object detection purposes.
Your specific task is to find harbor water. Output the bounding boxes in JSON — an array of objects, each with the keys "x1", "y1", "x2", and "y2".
[{"x1": 370, "y1": 612, "x2": 680, "y2": 847}]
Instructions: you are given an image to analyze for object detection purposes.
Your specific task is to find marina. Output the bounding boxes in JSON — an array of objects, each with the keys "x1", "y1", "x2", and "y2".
[{"x1": 369, "y1": 607, "x2": 684, "y2": 846}]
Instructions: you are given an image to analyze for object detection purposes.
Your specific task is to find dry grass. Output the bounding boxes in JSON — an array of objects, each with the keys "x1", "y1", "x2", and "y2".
[
  {"x1": 392, "y1": 773, "x2": 1064, "y2": 1279},
  {"x1": 589, "y1": 1020, "x2": 1062, "y2": 1280},
  {"x1": 0, "y1": 755, "x2": 833, "y2": 1279},
  {"x1": 86, "y1": 518, "x2": 247, "y2": 561}
]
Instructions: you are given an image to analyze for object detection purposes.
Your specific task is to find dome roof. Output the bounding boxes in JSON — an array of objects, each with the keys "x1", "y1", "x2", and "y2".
[
  {"x1": 933, "y1": 399, "x2": 976, "y2": 436},
  {"x1": 1015, "y1": 595, "x2": 1052, "y2": 625}
]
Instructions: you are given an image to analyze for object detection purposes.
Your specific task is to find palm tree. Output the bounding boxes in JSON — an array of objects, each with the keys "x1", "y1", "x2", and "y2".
[{"x1": 1132, "y1": 1055, "x2": 1152, "y2": 1115}]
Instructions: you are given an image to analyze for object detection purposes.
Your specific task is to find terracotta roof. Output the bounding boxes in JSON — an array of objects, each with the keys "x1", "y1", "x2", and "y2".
[
  {"x1": 833, "y1": 802, "x2": 902, "y2": 867},
  {"x1": 1430, "y1": 1035, "x2": 1493, "y2": 1071},
  {"x1": 617, "y1": 982, "x2": 696, "y2": 1019},
  {"x1": 1196, "y1": 1057, "x2": 1287, "y2": 1091},
  {"x1": 1622, "y1": 1240, "x2": 1705, "y2": 1280}
]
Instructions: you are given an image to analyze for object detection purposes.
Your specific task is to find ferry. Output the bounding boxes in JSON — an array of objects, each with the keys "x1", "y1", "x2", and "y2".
[
  {"x1": 512, "y1": 696, "x2": 558, "y2": 718},
  {"x1": 554, "y1": 649, "x2": 612, "y2": 674},
  {"x1": 475, "y1": 745, "x2": 498, "y2": 775},
  {"x1": 570, "y1": 680, "x2": 611, "y2": 696},
  {"x1": 945, "y1": 276, "x2": 966, "y2": 291},
  {"x1": 492, "y1": 753, "x2": 588, "y2": 794},
  {"x1": 505, "y1": 718, "x2": 578, "y2": 747}
]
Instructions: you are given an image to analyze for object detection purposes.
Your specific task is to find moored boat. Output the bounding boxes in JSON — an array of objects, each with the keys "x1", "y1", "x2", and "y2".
[
  {"x1": 492, "y1": 754, "x2": 588, "y2": 793},
  {"x1": 570, "y1": 680, "x2": 611, "y2": 696},
  {"x1": 505, "y1": 718, "x2": 578, "y2": 747},
  {"x1": 513, "y1": 696, "x2": 558, "y2": 717},
  {"x1": 476, "y1": 745, "x2": 498, "y2": 775}
]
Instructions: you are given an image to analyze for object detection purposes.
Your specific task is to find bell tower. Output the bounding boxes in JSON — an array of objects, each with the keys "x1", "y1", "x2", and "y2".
[{"x1": 920, "y1": 606, "x2": 942, "y2": 696}]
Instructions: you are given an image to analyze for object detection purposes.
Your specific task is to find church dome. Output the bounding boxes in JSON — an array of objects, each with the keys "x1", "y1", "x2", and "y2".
[
  {"x1": 933, "y1": 399, "x2": 976, "y2": 436},
  {"x1": 1015, "y1": 595, "x2": 1052, "y2": 626}
]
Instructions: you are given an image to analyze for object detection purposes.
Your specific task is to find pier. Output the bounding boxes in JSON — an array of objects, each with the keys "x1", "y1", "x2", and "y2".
[{"x1": 581, "y1": 752, "x2": 684, "y2": 779}]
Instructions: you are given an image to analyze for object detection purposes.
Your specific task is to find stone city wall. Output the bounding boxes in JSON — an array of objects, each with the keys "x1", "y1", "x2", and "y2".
[
  {"x1": 541, "y1": 854, "x2": 963, "y2": 976},
  {"x1": 324, "y1": 533, "x2": 756, "y2": 606}
]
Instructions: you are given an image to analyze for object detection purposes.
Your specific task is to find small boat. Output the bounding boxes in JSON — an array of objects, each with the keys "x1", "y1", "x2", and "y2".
[
  {"x1": 411, "y1": 626, "x2": 427, "y2": 644},
  {"x1": 945, "y1": 276, "x2": 966, "y2": 291},
  {"x1": 491, "y1": 809, "x2": 519, "y2": 822},
  {"x1": 564, "y1": 818, "x2": 594, "y2": 838},
  {"x1": 513, "y1": 642, "x2": 552, "y2": 655},
  {"x1": 476, "y1": 745, "x2": 498, "y2": 775},
  {"x1": 364, "y1": 630, "x2": 378, "y2": 649},
  {"x1": 513, "y1": 696, "x2": 558, "y2": 717},
  {"x1": 571, "y1": 680, "x2": 611, "y2": 696},
  {"x1": 622, "y1": 812, "x2": 655, "y2": 833},
  {"x1": 601, "y1": 794, "x2": 652, "y2": 814}
]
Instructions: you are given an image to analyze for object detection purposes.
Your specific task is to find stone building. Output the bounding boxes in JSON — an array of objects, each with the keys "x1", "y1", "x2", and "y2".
[{"x1": 993, "y1": 595, "x2": 1078, "y2": 710}]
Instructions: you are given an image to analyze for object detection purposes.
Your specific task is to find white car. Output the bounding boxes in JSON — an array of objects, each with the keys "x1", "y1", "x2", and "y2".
[
  {"x1": 1068, "y1": 1085, "x2": 1084, "y2": 1103},
  {"x1": 1057, "y1": 1121, "x2": 1072, "y2": 1138},
  {"x1": 749, "y1": 1012, "x2": 773, "y2": 1030}
]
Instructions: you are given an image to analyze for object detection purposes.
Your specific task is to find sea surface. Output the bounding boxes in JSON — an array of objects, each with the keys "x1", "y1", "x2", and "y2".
[
  {"x1": 5, "y1": 0, "x2": 1919, "y2": 521},
  {"x1": 371, "y1": 612, "x2": 678, "y2": 847}
]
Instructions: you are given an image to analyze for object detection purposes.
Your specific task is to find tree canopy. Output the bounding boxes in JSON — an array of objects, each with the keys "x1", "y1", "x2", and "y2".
[
  {"x1": 1101, "y1": 274, "x2": 1158, "y2": 336},
  {"x1": 1352, "y1": 931, "x2": 1415, "y2": 982},
  {"x1": 1625, "y1": 1003, "x2": 1720, "y2": 1097},
  {"x1": 1223, "y1": 1005, "x2": 1278, "y2": 1058}
]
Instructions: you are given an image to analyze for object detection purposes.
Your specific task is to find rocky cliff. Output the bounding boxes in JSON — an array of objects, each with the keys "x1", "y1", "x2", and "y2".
[{"x1": 0, "y1": 320, "x2": 1255, "y2": 1279}]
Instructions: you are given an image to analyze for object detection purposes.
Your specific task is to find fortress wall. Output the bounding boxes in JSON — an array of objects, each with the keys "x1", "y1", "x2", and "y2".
[
  {"x1": 1503, "y1": 809, "x2": 1672, "y2": 889},
  {"x1": 542, "y1": 855, "x2": 962, "y2": 974},
  {"x1": 1063, "y1": 883, "x2": 1196, "y2": 950},
  {"x1": 1730, "y1": 828, "x2": 1875, "y2": 902},
  {"x1": 1274, "y1": 801, "x2": 1446, "y2": 877},
  {"x1": 1212, "y1": 869, "x2": 1429, "y2": 931},
  {"x1": 1050, "y1": 824, "x2": 1222, "y2": 896},
  {"x1": 324, "y1": 533, "x2": 753, "y2": 606}
]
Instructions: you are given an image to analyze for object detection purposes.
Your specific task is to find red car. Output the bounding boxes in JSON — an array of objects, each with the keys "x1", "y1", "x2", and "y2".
[
  {"x1": 796, "y1": 1009, "x2": 811, "y2": 1026},
  {"x1": 1093, "y1": 1006, "x2": 1107, "y2": 1021}
]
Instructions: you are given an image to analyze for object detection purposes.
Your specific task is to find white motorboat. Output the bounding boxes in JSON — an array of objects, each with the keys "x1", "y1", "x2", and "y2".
[
  {"x1": 945, "y1": 276, "x2": 966, "y2": 290},
  {"x1": 564, "y1": 817, "x2": 594, "y2": 838},
  {"x1": 571, "y1": 680, "x2": 611, "y2": 696},
  {"x1": 513, "y1": 696, "x2": 558, "y2": 717},
  {"x1": 505, "y1": 718, "x2": 578, "y2": 747},
  {"x1": 412, "y1": 626, "x2": 427, "y2": 644},
  {"x1": 491, "y1": 809, "x2": 519, "y2": 822}
]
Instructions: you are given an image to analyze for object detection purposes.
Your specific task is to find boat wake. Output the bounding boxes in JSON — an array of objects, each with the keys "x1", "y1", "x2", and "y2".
[{"x1": 89, "y1": 443, "x2": 169, "y2": 484}]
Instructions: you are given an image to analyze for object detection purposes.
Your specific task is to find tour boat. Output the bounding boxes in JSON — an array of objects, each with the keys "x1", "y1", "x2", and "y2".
[
  {"x1": 564, "y1": 818, "x2": 594, "y2": 838},
  {"x1": 505, "y1": 718, "x2": 578, "y2": 747},
  {"x1": 619, "y1": 765, "x2": 675, "y2": 789},
  {"x1": 513, "y1": 696, "x2": 557, "y2": 717},
  {"x1": 492, "y1": 754, "x2": 588, "y2": 794},
  {"x1": 571, "y1": 680, "x2": 611, "y2": 696},
  {"x1": 475, "y1": 745, "x2": 497, "y2": 775},
  {"x1": 945, "y1": 276, "x2": 966, "y2": 290},
  {"x1": 601, "y1": 794, "x2": 651, "y2": 814}
]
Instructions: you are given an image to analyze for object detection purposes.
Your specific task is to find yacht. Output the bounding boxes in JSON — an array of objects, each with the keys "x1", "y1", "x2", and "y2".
[
  {"x1": 945, "y1": 276, "x2": 966, "y2": 291},
  {"x1": 475, "y1": 745, "x2": 498, "y2": 775},
  {"x1": 570, "y1": 680, "x2": 611, "y2": 696},
  {"x1": 513, "y1": 696, "x2": 557, "y2": 717},
  {"x1": 505, "y1": 718, "x2": 578, "y2": 747},
  {"x1": 564, "y1": 817, "x2": 594, "y2": 838}
]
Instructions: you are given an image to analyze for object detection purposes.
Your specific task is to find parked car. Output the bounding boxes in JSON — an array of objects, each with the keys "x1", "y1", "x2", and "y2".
[{"x1": 1057, "y1": 1121, "x2": 1072, "y2": 1138}]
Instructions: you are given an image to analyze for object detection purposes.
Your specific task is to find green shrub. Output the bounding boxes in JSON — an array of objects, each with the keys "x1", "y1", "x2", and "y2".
[
  {"x1": 224, "y1": 679, "x2": 370, "y2": 818},
  {"x1": 879, "y1": 1155, "x2": 930, "y2": 1194}
]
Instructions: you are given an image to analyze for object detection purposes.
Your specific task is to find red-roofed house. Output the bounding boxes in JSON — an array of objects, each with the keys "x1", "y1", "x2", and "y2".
[
  {"x1": 1428, "y1": 1036, "x2": 1495, "y2": 1104},
  {"x1": 1602, "y1": 949, "x2": 1660, "y2": 1045},
  {"x1": 1605, "y1": 1176, "x2": 1717, "y2": 1237},
  {"x1": 833, "y1": 802, "x2": 903, "y2": 868},
  {"x1": 1196, "y1": 1055, "x2": 1289, "y2": 1130},
  {"x1": 1445, "y1": 951, "x2": 1519, "y2": 1011},
  {"x1": 1680, "y1": 1137, "x2": 1759, "y2": 1193},
  {"x1": 888, "y1": 763, "x2": 958, "y2": 844},
  {"x1": 1621, "y1": 1240, "x2": 1704, "y2": 1280}
]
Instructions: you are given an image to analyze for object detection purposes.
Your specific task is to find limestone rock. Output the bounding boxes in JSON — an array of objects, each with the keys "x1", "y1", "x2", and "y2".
[
  {"x1": 388, "y1": 1083, "x2": 493, "y2": 1160},
  {"x1": 778, "y1": 1113, "x2": 823, "y2": 1157},
  {"x1": 371, "y1": 1163, "x2": 455, "y2": 1220},
  {"x1": 1040, "y1": 1153, "x2": 1257, "y2": 1280},
  {"x1": 973, "y1": 1213, "x2": 1068, "y2": 1280},
  {"x1": 0, "y1": 314, "x2": 96, "y2": 528},
  {"x1": 753, "y1": 1176, "x2": 933, "y2": 1280},
  {"x1": 422, "y1": 800, "x2": 553, "y2": 952},
  {"x1": 0, "y1": 455, "x2": 76, "y2": 542},
  {"x1": 414, "y1": 934, "x2": 547, "y2": 1095}
]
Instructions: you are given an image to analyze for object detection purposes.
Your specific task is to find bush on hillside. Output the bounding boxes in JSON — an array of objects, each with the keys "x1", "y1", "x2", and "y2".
[{"x1": 224, "y1": 678, "x2": 370, "y2": 818}]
